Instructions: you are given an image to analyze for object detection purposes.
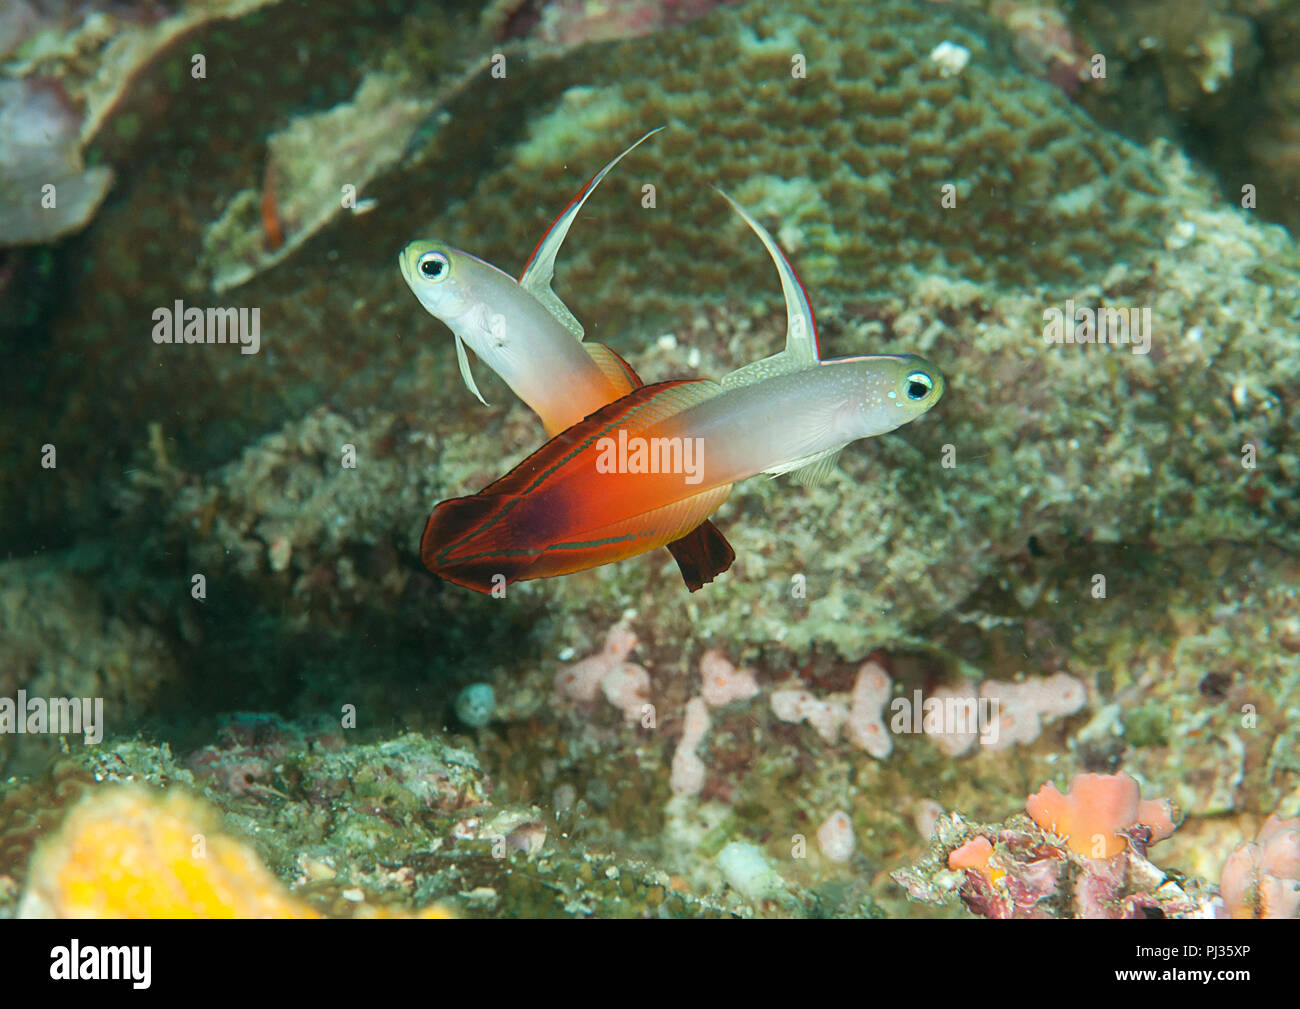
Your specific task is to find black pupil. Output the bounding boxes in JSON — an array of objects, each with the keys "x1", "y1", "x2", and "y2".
[
  {"x1": 907, "y1": 380, "x2": 928, "y2": 399},
  {"x1": 421, "y1": 257, "x2": 445, "y2": 278}
]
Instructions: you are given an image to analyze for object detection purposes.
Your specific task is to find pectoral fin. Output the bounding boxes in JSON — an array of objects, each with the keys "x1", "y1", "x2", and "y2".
[
  {"x1": 519, "y1": 127, "x2": 665, "y2": 341},
  {"x1": 714, "y1": 187, "x2": 821, "y2": 390},
  {"x1": 765, "y1": 443, "x2": 846, "y2": 485},
  {"x1": 454, "y1": 333, "x2": 489, "y2": 406}
]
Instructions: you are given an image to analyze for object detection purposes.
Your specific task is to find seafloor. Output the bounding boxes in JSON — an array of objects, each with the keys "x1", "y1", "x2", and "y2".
[{"x1": 0, "y1": 0, "x2": 1297, "y2": 918}]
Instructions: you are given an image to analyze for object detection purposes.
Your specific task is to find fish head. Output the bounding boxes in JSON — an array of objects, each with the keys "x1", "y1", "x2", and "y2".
[
  {"x1": 845, "y1": 353, "x2": 945, "y2": 436},
  {"x1": 399, "y1": 239, "x2": 500, "y2": 325}
]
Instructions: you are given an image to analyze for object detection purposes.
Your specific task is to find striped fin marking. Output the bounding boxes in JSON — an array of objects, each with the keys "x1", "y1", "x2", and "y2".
[{"x1": 422, "y1": 379, "x2": 723, "y2": 578}]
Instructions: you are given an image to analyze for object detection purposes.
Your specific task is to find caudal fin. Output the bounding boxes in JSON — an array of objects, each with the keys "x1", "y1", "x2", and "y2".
[
  {"x1": 665, "y1": 520, "x2": 735, "y2": 591},
  {"x1": 420, "y1": 493, "x2": 539, "y2": 593}
]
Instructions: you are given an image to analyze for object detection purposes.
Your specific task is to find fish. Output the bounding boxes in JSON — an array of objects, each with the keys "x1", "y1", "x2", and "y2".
[
  {"x1": 398, "y1": 128, "x2": 732, "y2": 590},
  {"x1": 399, "y1": 128, "x2": 665, "y2": 436},
  {"x1": 421, "y1": 191, "x2": 946, "y2": 593}
]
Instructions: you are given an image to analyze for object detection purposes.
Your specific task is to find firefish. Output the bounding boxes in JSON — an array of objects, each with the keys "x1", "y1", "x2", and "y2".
[
  {"x1": 398, "y1": 129, "x2": 734, "y2": 589},
  {"x1": 398, "y1": 130, "x2": 665, "y2": 436},
  {"x1": 421, "y1": 191, "x2": 946, "y2": 593}
]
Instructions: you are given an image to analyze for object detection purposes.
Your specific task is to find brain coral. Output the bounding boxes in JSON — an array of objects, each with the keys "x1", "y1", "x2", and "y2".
[{"x1": 432, "y1": 0, "x2": 1169, "y2": 330}]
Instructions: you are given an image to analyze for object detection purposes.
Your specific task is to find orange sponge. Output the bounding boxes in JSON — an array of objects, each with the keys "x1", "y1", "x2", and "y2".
[
  {"x1": 1026, "y1": 772, "x2": 1175, "y2": 859},
  {"x1": 19, "y1": 786, "x2": 451, "y2": 918}
]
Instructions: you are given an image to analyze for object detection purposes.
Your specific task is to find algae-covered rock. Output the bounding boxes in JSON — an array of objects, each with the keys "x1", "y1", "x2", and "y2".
[
  {"x1": 0, "y1": 552, "x2": 180, "y2": 776},
  {"x1": 1, "y1": 0, "x2": 1298, "y2": 920},
  {"x1": 0, "y1": 731, "x2": 760, "y2": 918},
  {"x1": 0, "y1": 0, "x2": 283, "y2": 246}
]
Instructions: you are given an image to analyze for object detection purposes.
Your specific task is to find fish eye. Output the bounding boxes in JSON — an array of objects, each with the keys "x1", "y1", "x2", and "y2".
[
  {"x1": 418, "y1": 251, "x2": 449, "y2": 281},
  {"x1": 904, "y1": 371, "x2": 933, "y2": 401}
]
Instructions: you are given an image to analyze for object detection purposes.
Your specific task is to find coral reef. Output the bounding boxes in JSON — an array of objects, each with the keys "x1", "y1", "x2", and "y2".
[
  {"x1": 895, "y1": 772, "x2": 1215, "y2": 919},
  {"x1": 1066, "y1": 0, "x2": 1300, "y2": 232},
  {"x1": 19, "y1": 782, "x2": 461, "y2": 918},
  {"x1": 443, "y1": 0, "x2": 1168, "y2": 323},
  {"x1": 198, "y1": 70, "x2": 437, "y2": 292},
  {"x1": 0, "y1": 0, "x2": 1297, "y2": 922},
  {"x1": 0, "y1": 552, "x2": 179, "y2": 775},
  {"x1": 0, "y1": 0, "x2": 282, "y2": 245},
  {"x1": 1, "y1": 729, "x2": 767, "y2": 918},
  {"x1": 4, "y1": 0, "x2": 1293, "y2": 676}
]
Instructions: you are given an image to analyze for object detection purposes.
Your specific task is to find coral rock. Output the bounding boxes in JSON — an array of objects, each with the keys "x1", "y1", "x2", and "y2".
[{"x1": 19, "y1": 787, "x2": 321, "y2": 918}]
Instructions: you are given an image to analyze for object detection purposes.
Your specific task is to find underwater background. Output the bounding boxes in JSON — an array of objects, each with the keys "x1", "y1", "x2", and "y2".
[{"x1": 0, "y1": 0, "x2": 1297, "y2": 918}]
